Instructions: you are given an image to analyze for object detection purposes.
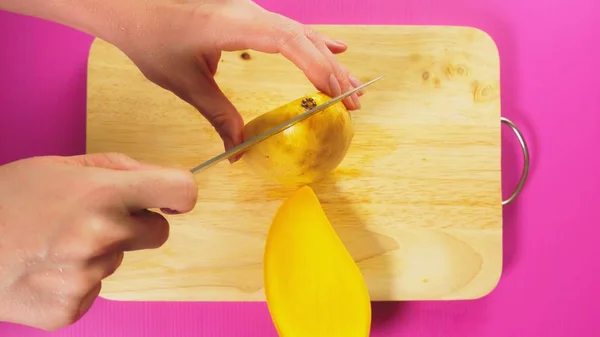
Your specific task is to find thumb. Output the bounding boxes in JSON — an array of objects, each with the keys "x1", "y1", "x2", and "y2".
[
  {"x1": 187, "y1": 76, "x2": 245, "y2": 162},
  {"x1": 65, "y1": 153, "x2": 159, "y2": 171}
]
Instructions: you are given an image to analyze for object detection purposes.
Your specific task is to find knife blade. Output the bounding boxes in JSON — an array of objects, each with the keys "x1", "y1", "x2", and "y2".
[{"x1": 189, "y1": 75, "x2": 384, "y2": 174}]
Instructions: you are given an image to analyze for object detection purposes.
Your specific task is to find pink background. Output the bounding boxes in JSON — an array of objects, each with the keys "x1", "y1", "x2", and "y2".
[{"x1": 1, "y1": 0, "x2": 599, "y2": 335}]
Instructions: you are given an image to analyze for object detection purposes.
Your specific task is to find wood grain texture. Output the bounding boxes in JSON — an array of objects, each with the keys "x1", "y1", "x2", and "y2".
[{"x1": 86, "y1": 25, "x2": 502, "y2": 302}]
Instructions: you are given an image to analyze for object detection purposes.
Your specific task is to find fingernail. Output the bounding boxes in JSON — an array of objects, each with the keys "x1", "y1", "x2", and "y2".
[
  {"x1": 328, "y1": 74, "x2": 342, "y2": 97},
  {"x1": 161, "y1": 208, "x2": 181, "y2": 215}
]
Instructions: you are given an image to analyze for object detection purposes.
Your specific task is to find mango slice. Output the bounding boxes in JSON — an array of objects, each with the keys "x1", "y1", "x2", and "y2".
[
  {"x1": 243, "y1": 92, "x2": 354, "y2": 187},
  {"x1": 264, "y1": 186, "x2": 371, "y2": 337}
]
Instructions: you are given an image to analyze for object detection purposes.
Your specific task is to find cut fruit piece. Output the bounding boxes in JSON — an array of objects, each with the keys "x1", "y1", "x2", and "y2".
[{"x1": 264, "y1": 186, "x2": 371, "y2": 337}]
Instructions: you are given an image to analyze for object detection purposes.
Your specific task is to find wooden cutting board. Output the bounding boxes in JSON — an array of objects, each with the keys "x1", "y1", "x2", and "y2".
[{"x1": 86, "y1": 25, "x2": 502, "y2": 302}]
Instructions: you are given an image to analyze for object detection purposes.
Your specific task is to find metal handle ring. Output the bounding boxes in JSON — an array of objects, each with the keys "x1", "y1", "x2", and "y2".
[{"x1": 501, "y1": 117, "x2": 530, "y2": 206}]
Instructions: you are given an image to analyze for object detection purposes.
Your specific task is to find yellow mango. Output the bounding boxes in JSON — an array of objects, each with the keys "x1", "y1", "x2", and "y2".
[
  {"x1": 242, "y1": 92, "x2": 354, "y2": 187},
  {"x1": 263, "y1": 185, "x2": 371, "y2": 337}
]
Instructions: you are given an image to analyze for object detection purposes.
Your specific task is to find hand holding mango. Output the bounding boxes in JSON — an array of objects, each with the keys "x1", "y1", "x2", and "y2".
[{"x1": 3, "y1": 0, "x2": 363, "y2": 154}]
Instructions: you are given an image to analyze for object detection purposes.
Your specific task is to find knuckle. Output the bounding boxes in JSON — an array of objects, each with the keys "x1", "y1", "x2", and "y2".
[
  {"x1": 275, "y1": 22, "x2": 305, "y2": 49},
  {"x1": 83, "y1": 217, "x2": 118, "y2": 256},
  {"x1": 303, "y1": 26, "x2": 321, "y2": 43},
  {"x1": 85, "y1": 215, "x2": 111, "y2": 236},
  {"x1": 50, "y1": 218, "x2": 114, "y2": 260}
]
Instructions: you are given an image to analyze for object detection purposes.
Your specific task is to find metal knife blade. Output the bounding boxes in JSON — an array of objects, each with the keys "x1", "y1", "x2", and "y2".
[{"x1": 189, "y1": 75, "x2": 384, "y2": 174}]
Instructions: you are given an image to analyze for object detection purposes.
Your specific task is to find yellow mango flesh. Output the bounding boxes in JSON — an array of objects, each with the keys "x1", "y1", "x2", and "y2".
[
  {"x1": 264, "y1": 186, "x2": 371, "y2": 337},
  {"x1": 242, "y1": 92, "x2": 354, "y2": 187}
]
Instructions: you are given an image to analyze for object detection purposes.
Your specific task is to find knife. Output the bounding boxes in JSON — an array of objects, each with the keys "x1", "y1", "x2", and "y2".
[{"x1": 189, "y1": 75, "x2": 385, "y2": 174}]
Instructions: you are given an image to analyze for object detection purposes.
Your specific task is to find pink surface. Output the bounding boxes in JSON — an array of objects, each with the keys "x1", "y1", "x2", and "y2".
[{"x1": 1, "y1": 0, "x2": 599, "y2": 335}]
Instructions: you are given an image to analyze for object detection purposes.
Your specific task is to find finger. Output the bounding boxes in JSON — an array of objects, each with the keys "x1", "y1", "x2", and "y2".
[
  {"x1": 216, "y1": 17, "x2": 340, "y2": 99},
  {"x1": 66, "y1": 153, "x2": 160, "y2": 171},
  {"x1": 326, "y1": 55, "x2": 364, "y2": 102},
  {"x1": 322, "y1": 36, "x2": 348, "y2": 54},
  {"x1": 213, "y1": 13, "x2": 351, "y2": 105},
  {"x1": 118, "y1": 210, "x2": 170, "y2": 251},
  {"x1": 185, "y1": 71, "x2": 245, "y2": 158},
  {"x1": 335, "y1": 62, "x2": 362, "y2": 107},
  {"x1": 272, "y1": 22, "x2": 360, "y2": 110},
  {"x1": 305, "y1": 30, "x2": 360, "y2": 110},
  {"x1": 116, "y1": 167, "x2": 198, "y2": 213},
  {"x1": 349, "y1": 75, "x2": 365, "y2": 97},
  {"x1": 275, "y1": 25, "x2": 343, "y2": 98}
]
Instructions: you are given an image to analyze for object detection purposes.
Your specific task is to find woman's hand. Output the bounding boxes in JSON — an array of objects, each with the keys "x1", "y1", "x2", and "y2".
[
  {"x1": 110, "y1": 0, "x2": 364, "y2": 156},
  {"x1": 1, "y1": 0, "x2": 363, "y2": 157},
  {"x1": 0, "y1": 153, "x2": 197, "y2": 330}
]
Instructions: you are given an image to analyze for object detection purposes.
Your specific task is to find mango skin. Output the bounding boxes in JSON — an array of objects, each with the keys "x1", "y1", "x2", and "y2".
[
  {"x1": 263, "y1": 185, "x2": 372, "y2": 337},
  {"x1": 242, "y1": 92, "x2": 354, "y2": 187}
]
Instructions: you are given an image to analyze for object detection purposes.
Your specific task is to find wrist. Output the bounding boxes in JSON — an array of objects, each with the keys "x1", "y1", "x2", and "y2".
[
  {"x1": 72, "y1": 1, "x2": 195, "y2": 55},
  {"x1": 4, "y1": 0, "x2": 158, "y2": 49},
  {"x1": 53, "y1": 0, "x2": 152, "y2": 47},
  {"x1": 0, "y1": 0, "x2": 128, "y2": 44},
  {"x1": 1, "y1": 0, "x2": 193, "y2": 53}
]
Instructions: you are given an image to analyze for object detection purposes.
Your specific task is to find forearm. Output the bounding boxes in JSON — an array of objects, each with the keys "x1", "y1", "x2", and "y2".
[{"x1": 0, "y1": 0, "x2": 148, "y2": 46}]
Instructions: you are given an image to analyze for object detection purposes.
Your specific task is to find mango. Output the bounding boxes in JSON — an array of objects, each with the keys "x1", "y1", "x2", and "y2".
[
  {"x1": 242, "y1": 93, "x2": 354, "y2": 187},
  {"x1": 263, "y1": 185, "x2": 371, "y2": 337}
]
